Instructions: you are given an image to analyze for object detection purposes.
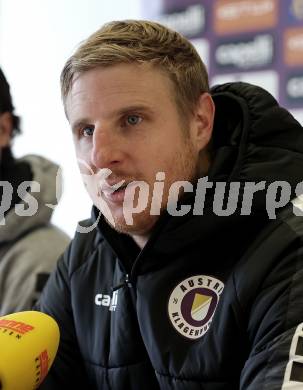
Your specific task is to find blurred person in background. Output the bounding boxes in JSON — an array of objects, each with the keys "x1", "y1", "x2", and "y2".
[{"x1": 0, "y1": 67, "x2": 70, "y2": 315}]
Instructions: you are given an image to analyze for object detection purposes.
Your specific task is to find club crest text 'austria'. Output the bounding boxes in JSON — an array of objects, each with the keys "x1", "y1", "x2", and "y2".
[{"x1": 168, "y1": 275, "x2": 224, "y2": 340}]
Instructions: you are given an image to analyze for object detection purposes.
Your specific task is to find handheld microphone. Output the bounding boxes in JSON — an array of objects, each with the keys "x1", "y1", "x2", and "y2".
[{"x1": 0, "y1": 311, "x2": 60, "y2": 390}]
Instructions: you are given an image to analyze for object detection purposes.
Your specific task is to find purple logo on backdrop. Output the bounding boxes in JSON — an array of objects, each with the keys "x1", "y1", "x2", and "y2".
[
  {"x1": 163, "y1": 0, "x2": 202, "y2": 13},
  {"x1": 287, "y1": 0, "x2": 303, "y2": 25},
  {"x1": 214, "y1": 34, "x2": 275, "y2": 71},
  {"x1": 158, "y1": 3, "x2": 206, "y2": 39},
  {"x1": 286, "y1": 73, "x2": 303, "y2": 106}
]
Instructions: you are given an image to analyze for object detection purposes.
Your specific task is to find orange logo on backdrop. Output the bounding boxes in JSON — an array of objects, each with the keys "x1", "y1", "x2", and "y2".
[
  {"x1": 284, "y1": 28, "x2": 303, "y2": 66},
  {"x1": 0, "y1": 319, "x2": 34, "y2": 334},
  {"x1": 214, "y1": 0, "x2": 278, "y2": 35}
]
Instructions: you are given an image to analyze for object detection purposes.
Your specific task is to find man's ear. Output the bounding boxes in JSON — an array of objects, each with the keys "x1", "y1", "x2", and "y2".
[
  {"x1": 190, "y1": 92, "x2": 215, "y2": 153},
  {"x1": 0, "y1": 112, "x2": 13, "y2": 148}
]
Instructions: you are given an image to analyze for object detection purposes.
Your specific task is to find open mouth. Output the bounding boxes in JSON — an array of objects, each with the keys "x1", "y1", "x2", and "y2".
[
  {"x1": 112, "y1": 182, "x2": 127, "y2": 194},
  {"x1": 100, "y1": 180, "x2": 128, "y2": 202}
]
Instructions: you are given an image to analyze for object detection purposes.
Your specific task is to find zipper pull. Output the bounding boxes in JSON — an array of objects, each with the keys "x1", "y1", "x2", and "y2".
[{"x1": 112, "y1": 274, "x2": 132, "y2": 291}]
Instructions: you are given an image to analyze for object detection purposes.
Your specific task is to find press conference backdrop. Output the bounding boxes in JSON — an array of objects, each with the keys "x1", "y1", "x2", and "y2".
[{"x1": 143, "y1": 0, "x2": 303, "y2": 125}]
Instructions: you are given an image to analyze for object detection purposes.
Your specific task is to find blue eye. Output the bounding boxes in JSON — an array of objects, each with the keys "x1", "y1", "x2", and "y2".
[
  {"x1": 83, "y1": 126, "x2": 94, "y2": 137},
  {"x1": 126, "y1": 115, "x2": 142, "y2": 125}
]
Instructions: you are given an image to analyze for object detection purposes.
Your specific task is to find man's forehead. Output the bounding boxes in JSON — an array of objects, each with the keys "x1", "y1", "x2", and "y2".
[
  {"x1": 70, "y1": 62, "x2": 172, "y2": 93},
  {"x1": 65, "y1": 63, "x2": 175, "y2": 120}
]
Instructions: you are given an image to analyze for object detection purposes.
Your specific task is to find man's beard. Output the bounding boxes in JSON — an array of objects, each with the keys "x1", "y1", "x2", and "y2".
[{"x1": 101, "y1": 139, "x2": 199, "y2": 238}]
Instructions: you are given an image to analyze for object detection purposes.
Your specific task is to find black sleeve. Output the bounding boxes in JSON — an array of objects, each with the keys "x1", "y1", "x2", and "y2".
[
  {"x1": 239, "y1": 247, "x2": 303, "y2": 389},
  {"x1": 35, "y1": 246, "x2": 90, "y2": 389}
]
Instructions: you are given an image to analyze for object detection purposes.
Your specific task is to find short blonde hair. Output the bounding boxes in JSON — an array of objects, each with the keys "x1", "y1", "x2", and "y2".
[{"x1": 61, "y1": 20, "x2": 209, "y2": 117}]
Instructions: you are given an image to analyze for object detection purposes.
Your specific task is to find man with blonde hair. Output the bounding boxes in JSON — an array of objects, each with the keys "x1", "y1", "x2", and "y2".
[{"x1": 37, "y1": 20, "x2": 303, "y2": 389}]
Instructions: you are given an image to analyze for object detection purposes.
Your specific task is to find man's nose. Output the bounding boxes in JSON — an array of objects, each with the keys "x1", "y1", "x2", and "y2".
[{"x1": 90, "y1": 125, "x2": 123, "y2": 169}]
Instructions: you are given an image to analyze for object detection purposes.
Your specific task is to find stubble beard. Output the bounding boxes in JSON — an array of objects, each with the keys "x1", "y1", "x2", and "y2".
[{"x1": 102, "y1": 139, "x2": 199, "y2": 238}]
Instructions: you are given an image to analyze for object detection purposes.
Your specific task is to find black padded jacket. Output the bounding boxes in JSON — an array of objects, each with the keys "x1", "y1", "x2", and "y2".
[{"x1": 37, "y1": 82, "x2": 303, "y2": 389}]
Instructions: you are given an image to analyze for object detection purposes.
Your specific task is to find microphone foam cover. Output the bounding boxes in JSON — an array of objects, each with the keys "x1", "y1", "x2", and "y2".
[{"x1": 0, "y1": 311, "x2": 60, "y2": 390}]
